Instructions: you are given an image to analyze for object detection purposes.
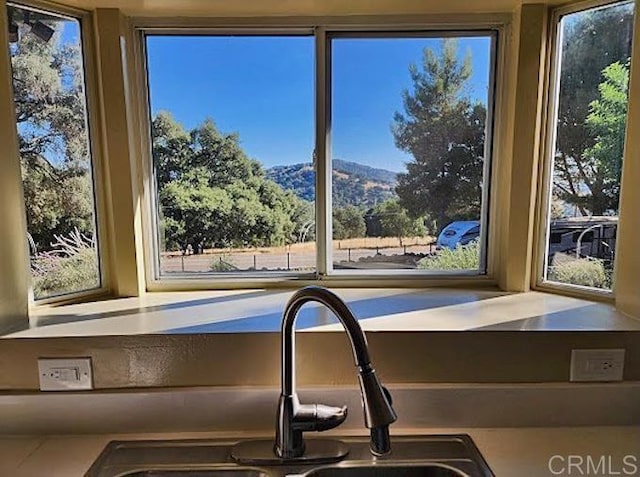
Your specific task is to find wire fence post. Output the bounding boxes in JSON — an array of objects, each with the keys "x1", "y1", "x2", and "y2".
[
  {"x1": 348, "y1": 248, "x2": 351, "y2": 262},
  {"x1": 253, "y1": 254, "x2": 257, "y2": 270},
  {"x1": 287, "y1": 252, "x2": 290, "y2": 270},
  {"x1": 181, "y1": 255, "x2": 185, "y2": 272}
]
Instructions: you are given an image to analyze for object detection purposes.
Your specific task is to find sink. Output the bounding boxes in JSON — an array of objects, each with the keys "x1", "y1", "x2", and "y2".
[
  {"x1": 305, "y1": 463, "x2": 465, "y2": 476},
  {"x1": 121, "y1": 471, "x2": 270, "y2": 476},
  {"x1": 117, "y1": 465, "x2": 463, "y2": 477},
  {"x1": 86, "y1": 435, "x2": 493, "y2": 477}
]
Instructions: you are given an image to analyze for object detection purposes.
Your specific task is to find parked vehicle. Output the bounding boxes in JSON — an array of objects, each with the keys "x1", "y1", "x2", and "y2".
[
  {"x1": 436, "y1": 216, "x2": 618, "y2": 263},
  {"x1": 547, "y1": 216, "x2": 617, "y2": 265},
  {"x1": 436, "y1": 221, "x2": 480, "y2": 249}
]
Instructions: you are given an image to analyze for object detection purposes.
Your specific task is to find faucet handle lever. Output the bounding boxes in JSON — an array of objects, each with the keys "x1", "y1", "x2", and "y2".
[
  {"x1": 314, "y1": 404, "x2": 348, "y2": 431},
  {"x1": 294, "y1": 403, "x2": 348, "y2": 432}
]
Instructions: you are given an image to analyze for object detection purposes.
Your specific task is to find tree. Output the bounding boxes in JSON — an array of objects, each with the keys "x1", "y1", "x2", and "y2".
[
  {"x1": 333, "y1": 206, "x2": 366, "y2": 240},
  {"x1": 151, "y1": 111, "x2": 192, "y2": 185},
  {"x1": 573, "y1": 61, "x2": 629, "y2": 215},
  {"x1": 553, "y1": 3, "x2": 633, "y2": 215},
  {"x1": 392, "y1": 39, "x2": 486, "y2": 233},
  {"x1": 373, "y1": 199, "x2": 426, "y2": 246},
  {"x1": 152, "y1": 113, "x2": 306, "y2": 253},
  {"x1": 10, "y1": 14, "x2": 95, "y2": 249},
  {"x1": 159, "y1": 172, "x2": 232, "y2": 253}
]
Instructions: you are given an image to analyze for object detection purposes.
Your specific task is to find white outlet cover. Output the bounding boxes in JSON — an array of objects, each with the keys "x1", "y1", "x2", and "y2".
[
  {"x1": 570, "y1": 349, "x2": 625, "y2": 382},
  {"x1": 38, "y1": 358, "x2": 93, "y2": 391}
]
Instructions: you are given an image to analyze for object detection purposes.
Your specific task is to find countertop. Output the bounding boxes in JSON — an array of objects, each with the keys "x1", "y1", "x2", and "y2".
[
  {"x1": 5, "y1": 288, "x2": 640, "y2": 337},
  {"x1": 1, "y1": 427, "x2": 639, "y2": 476}
]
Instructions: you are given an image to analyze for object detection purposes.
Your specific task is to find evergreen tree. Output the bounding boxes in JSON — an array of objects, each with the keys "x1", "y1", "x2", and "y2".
[{"x1": 392, "y1": 39, "x2": 486, "y2": 232}]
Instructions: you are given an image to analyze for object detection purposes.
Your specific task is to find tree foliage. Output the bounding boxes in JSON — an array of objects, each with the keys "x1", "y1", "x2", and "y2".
[
  {"x1": 553, "y1": 3, "x2": 633, "y2": 215},
  {"x1": 578, "y1": 61, "x2": 629, "y2": 214},
  {"x1": 333, "y1": 206, "x2": 366, "y2": 240},
  {"x1": 152, "y1": 112, "x2": 310, "y2": 252},
  {"x1": 392, "y1": 39, "x2": 486, "y2": 233},
  {"x1": 10, "y1": 15, "x2": 95, "y2": 249},
  {"x1": 372, "y1": 199, "x2": 426, "y2": 245}
]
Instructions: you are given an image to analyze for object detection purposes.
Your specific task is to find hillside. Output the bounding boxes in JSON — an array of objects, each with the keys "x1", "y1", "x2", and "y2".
[{"x1": 266, "y1": 159, "x2": 398, "y2": 208}]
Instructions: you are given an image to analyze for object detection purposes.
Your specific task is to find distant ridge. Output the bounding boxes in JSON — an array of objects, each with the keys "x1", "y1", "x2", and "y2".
[
  {"x1": 266, "y1": 159, "x2": 398, "y2": 208},
  {"x1": 333, "y1": 159, "x2": 398, "y2": 184}
]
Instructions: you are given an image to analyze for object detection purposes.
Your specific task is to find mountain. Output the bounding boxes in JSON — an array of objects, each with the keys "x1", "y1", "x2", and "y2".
[
  {"x1": 266, "y1": 159, "x2": 398, "y2": 209},
  {"x1": 333, "y1": 159, "x2": 398, "y2": 184}
]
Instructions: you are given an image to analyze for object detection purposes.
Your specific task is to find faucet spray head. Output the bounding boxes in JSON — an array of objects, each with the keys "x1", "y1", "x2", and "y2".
[{"x1": 358, "y1": 366, "x2": 397, "y2": 455}]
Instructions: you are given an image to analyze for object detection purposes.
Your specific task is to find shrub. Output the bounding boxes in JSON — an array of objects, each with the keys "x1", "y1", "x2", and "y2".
[
  {"x1": 31, "y1": 228, "x2": 100, "y2": 298},
  {"x1": 32, "y1": 247, "x2": 99, "y2": 298},
  {"x1": 418, "y1": 240, "x2": 480, "y2": 270},
  {"x1": 547, "y1": 257, "x2": 611, "y2": 289},
  {"x1": 210, "y1": 255, "x2": 237, "y2": 272}
]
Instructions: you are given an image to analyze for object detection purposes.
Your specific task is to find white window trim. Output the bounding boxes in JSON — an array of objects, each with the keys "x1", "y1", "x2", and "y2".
[
  {"x1": 534, "y1": 0, "x2": 633, "y2": 301},
  {"x1": 131, "y1": 15, "x2": 507, "y2": 291}
]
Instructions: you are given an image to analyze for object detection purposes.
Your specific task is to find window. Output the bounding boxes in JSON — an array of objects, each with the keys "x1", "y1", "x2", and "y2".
[
  {"x1": 144, "y1": 34, "x2": 315, "y2": 277},
  {"x1": 540, "y1": 0, "x2": 634, "y2": 291},
  {"x1": 6, "y1": 3, "x2": 102, "y2": 300},
  {"x1": 142, "y1": 28, "x2": 498, "y2": 283},
  {"x1": 330, "y1": 34, "x2": 495, "y2": 274}
]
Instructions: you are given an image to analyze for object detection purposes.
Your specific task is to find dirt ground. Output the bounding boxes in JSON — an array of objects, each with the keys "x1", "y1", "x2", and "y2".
[{"x1": 160, "y1": 236, "x2": 435, "y2": 274}]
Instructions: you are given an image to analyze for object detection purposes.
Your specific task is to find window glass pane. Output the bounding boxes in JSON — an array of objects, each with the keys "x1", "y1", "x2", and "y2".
[
  {"x1": 145, "y1": 36, "x2": 315, "y2": 276},
  {"x1": 544, "y1": 1, "x2": 634, "y2": 290},
  {"x1": 330, "y1": 35, "x2": 494, "y2": 273},
  {"x1": 7, "y1": 4, "x2": 101, "y2": 299}
]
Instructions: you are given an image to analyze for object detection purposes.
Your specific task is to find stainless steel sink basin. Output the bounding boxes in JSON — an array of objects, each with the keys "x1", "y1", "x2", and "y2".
[
  {"x1": 86, "y1": 435, "x2": 493, "y2": 477},
  {"x1": 121, "y1": 471, "x2": 270, "y2": 476},
  {"x1": 305, "y1": 463, "x2": 465, "y2": 476},
  {"x1": 121, "y1": 472, "x2": 270, "y2": 476}
]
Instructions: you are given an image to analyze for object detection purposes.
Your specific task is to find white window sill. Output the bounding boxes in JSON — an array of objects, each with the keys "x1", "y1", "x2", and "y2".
[{"x1": 5, "y1": 287, "x2": 639, "y2": 338}]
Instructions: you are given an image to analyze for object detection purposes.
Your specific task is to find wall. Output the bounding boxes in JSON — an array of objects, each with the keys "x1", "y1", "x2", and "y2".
[
  {"x1": 63, "y1": 0, "x2": 571, "y2": 17},
  {"x1": 2, "y1": 331, "x2": 640, "y2": 391}
]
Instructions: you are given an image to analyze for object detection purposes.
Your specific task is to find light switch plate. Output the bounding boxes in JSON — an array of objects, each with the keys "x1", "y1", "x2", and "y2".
[
  {"x1": 38, "y1": 358, "x2": 93, "y2": 391},
  {"x1": 570, "y1": 349, "x2": 625, "y2": 382}
]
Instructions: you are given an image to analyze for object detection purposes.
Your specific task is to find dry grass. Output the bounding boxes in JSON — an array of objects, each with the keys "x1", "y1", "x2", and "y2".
[{"x1": 161, "y1": 236, "x2": 435, "y2": 258}]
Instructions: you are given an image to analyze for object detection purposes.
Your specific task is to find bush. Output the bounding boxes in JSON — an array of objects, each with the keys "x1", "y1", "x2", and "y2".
[
  {"x1": 32, "y1": 248, "x2": 99, "y2": 298},
  {"x1": 30, "y1": 228, "x2": 100, "y2": 299},
  {"x1": 547, "y1": 257, "x2": 611, "y2": 289},
  {"x1": 210, "y1": 255, "x2": 237, "y2": 272},
  {"x1": 418, "y1": 240, "x2": 480, "y2": 270}
]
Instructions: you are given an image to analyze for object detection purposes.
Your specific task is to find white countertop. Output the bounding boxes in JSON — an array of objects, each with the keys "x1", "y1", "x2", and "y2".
[
  {"x1": 2, "y1": 427, "x2": 639, "y2": 476},
  {"x1": 7, "y1": 288, "x2": 640, "y2": 337}
]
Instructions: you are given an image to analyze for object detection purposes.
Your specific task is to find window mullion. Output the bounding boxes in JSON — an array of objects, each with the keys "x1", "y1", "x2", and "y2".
[{"x1": 315, "y1": 26, "x2": 332, "y2": 276}]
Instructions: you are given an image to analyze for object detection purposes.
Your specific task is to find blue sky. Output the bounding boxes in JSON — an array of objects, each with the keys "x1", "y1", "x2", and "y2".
[{"x1": 146, "y1": 35, "x2": 492, "y2": 172}]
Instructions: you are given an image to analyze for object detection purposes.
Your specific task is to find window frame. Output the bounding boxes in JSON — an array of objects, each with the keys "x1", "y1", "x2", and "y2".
[
  {"x1": 534, "y1": 0, "x2": 634, "y2": 300},
  {"x1": 325, "y1": 29, "x2": 498, "y2": 278},
  {"x1": 132, "y1": 15, "x2": 507, "y2": 292},
  {"x1": 6, "y1": 0, "x2": 110, "y2": 305}
]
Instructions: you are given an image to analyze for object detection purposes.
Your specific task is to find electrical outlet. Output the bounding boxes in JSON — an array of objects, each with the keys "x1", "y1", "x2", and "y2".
[
  {"x1": 38, "y1": 358, "x2": 93, "y2": 391},
  {"x1": 570, "y1": 349, "x2": 625, "y2": 382}
]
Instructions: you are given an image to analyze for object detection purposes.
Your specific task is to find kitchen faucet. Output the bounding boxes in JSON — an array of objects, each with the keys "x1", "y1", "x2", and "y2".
[{"x1": 275, "y1": 286, "x2": 397, "y2": 459}]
